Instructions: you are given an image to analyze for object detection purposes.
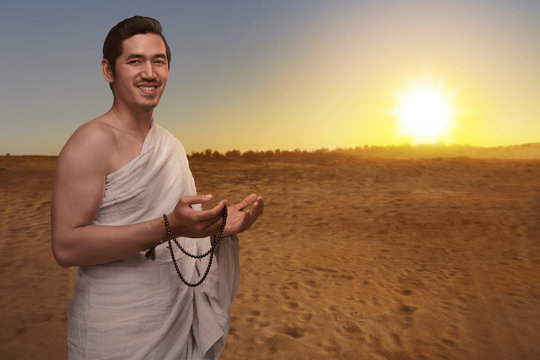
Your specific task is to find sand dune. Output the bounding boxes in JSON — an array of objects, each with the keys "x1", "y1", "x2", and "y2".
[{"x1": 1, "y1": 153, "x2": 539, "y2": 359}]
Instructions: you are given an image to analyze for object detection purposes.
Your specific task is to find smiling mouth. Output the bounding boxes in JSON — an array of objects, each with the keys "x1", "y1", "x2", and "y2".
[{"x1": 138, "y1": 86, "x2": 157, "y2": 92}]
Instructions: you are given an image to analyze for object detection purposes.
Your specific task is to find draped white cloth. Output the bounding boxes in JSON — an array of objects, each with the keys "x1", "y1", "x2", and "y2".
[{"x1": 68, "y1": 120, "x2": 240, "y2": 359}]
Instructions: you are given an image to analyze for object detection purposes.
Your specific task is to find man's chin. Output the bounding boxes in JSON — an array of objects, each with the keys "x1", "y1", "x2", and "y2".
[
  {"x1": 140, "y1": 103, "x2": 159, "y2": 111},
  {"x1": 139, "y1": 98, "x2": 160, "y2": 110}
]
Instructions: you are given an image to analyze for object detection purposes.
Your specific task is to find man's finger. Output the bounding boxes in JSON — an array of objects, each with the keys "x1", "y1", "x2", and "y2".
[
  {"x1": 191, "y1": 199, "x2": 227, "y2": 223},
  {"x1": 233, "y1": 194, "x2": 258, "y2": 211},
  {"x1": 181, "y1": 194, "x2": 213, "y2": 207},
  {"x1": 244, "y1": 198, "x2": 263, "y2": 229},
  {"x1": 245, "y1": 198, "x2": 261, "y2": 221},
  {"x1": 254, "y1": 197, "x2": 264, "y2": 216}
]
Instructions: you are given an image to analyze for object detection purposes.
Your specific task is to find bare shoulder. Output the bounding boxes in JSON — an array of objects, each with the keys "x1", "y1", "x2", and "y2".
[
  {"x1": 52, "y1": 117, "x2": 121, "y2": 247},
  {"x1": 57, "y1": 116, "x2": 117, "y2": 177}
]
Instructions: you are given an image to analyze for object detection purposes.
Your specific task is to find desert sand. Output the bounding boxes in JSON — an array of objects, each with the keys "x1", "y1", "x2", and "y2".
[{"x1": 0, "y1": 151, "x2": 539, "y2": 359}]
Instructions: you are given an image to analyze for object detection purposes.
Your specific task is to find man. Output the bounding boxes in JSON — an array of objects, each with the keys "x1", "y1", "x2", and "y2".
[{"x1": 51, "y1": 16, "x2": 263, "y2": 359}]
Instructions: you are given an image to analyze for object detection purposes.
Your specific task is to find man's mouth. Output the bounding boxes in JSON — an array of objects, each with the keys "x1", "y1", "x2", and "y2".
[{"x1": 138, "y1": 86, "x2": 157, "y2": 92}]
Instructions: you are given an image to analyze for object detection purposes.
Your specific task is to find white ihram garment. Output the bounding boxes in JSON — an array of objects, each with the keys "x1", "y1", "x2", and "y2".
[{"x1": 68, "y1": 120, "x2": 239, "y2": 359}]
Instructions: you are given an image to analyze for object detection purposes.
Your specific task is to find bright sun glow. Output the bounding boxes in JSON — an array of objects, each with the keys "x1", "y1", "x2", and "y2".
[{"x1": 392, "y1": 77, "x2": 459, "y2": 144}]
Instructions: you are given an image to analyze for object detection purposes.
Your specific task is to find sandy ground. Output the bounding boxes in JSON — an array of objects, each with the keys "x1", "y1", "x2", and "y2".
[{"x1": 0, "y1": 154, "x2": 539, "y2": 359}]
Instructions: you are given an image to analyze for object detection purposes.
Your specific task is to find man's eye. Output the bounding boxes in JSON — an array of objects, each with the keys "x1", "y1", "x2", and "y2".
[{"x1": 128, "y1": 60, "x2": 140, "y2": 64}]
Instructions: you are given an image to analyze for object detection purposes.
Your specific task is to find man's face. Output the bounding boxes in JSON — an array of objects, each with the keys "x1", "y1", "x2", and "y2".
[{"x1": 111, "y1": 33, "x2": 169, "y2": 111}]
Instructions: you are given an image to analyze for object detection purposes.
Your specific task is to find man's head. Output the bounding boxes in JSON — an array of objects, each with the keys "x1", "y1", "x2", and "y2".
[
  {"x1": 103, "y1": 16, "x2": 171, "y2": 91},
  {"x1": 102, "y1": 16, "x2": 171, "y2": 111}
]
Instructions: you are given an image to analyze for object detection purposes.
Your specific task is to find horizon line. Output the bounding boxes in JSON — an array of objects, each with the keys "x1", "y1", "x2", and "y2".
[{"x1": 3, "y1": 142, "x2": 540, "y2": 157}]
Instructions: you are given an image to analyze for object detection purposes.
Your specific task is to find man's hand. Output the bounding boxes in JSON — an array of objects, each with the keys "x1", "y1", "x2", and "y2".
[
  {"x1": 223, "y1": 194, "x2": 264, "y2": 237},
  {"x1": 167, "y1": 193, "x2": 263, "y2": 239},
  {"x1": 168, "y1": 194, "x2": 228, "y2": 238}
]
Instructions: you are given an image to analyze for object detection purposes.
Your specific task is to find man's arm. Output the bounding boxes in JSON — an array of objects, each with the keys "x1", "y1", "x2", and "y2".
[{"x1": 51, "y1": 123, "x2": 227, "y2": 268}]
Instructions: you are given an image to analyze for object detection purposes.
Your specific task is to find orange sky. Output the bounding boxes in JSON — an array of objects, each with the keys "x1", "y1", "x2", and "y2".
[{"x1": 1, "y1": 0, "x2": 539, "y2": 155}]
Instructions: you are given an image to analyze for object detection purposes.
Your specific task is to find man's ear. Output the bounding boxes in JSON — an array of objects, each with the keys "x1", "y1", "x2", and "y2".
[{"x1": 101, "y1": 59, "x2": 114, "y2": 84}]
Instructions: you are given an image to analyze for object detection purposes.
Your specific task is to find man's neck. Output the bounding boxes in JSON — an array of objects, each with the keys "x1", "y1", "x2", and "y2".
[{"x1": 107, "y1": 100, "x2": 154, "y2": 140}]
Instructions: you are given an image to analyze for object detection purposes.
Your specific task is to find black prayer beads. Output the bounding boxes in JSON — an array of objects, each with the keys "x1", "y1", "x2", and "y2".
[{"x1": 164, "y1": 207, "x2": 227, "y2": 287}]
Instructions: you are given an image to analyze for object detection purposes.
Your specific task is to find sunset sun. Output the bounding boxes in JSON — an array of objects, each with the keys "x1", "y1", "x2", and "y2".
[{"x1": 392, "y1": 78, "x2": 459, "y2": 143}]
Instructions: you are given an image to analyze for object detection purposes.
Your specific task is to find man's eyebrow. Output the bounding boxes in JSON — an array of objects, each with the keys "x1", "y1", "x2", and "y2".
[
  {"x1": 126, "y1": 53, "x2": 167, "y2": 60},
  {"x1": 126, "y1": 54, "x2": 144, "y2": 60}
]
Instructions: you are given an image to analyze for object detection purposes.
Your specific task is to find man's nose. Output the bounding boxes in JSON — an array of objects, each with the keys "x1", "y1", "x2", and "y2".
[{"x1": 141, "y1": 61, "x2": 156, "y2": 79}]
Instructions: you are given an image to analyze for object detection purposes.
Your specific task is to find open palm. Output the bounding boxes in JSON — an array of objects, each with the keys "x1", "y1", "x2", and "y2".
[{"x1": 223, "y1": 194, "x2": 264, "y2": 237}]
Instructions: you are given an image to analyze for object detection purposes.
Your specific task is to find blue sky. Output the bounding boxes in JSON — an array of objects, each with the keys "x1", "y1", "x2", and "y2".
[{"x1": 1, "y1": 0, "x2": 539, "y2": 155}]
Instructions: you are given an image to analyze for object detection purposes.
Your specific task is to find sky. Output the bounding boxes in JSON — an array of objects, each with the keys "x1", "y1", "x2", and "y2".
[{"x1": 1, "y1": 0, "x2": 539, "y2": 155}]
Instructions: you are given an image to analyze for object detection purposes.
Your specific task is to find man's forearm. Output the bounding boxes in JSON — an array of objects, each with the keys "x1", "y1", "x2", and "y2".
[{"x1": 52, "y1": 216, "x2": 166, "y2": 267}]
